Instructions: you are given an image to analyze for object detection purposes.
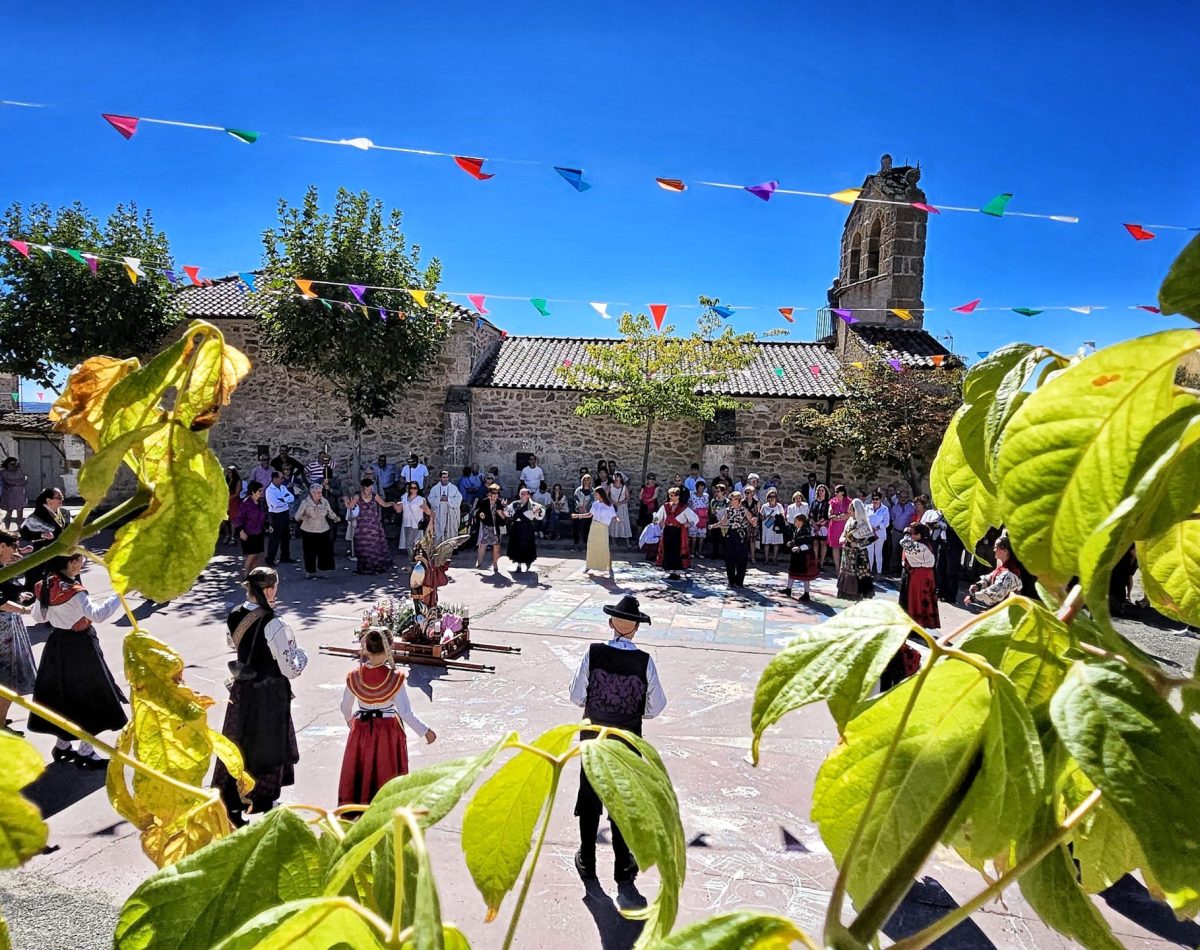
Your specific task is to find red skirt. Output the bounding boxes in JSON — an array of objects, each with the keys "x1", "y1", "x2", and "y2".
[
  {"x1": 904, "y1": 566, "x2": 941, "y2": 630},
  {"x1": 338, "y1": 716, "x2": 410, "y2": 807}
]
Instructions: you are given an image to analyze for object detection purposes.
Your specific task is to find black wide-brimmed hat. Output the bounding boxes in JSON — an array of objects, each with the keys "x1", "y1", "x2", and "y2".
[{"x1": 603, "y1": 594, "x2": 651, "y2": 625}]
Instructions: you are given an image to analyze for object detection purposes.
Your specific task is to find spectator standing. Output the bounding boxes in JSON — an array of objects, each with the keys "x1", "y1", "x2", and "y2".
[
  {"x1": 759, "y1": 488, "x2": 786, "y2": 566},
  {"x1": 572, "y1": 475, "x2": 595, "y2": 550},
  {"x1": 826, "y1": 485, "x2": 851, "y2": 575},
  {"x1": 1, "y1": 458, "x2": 29, "y2": 529},
  {"x1": 264, "y1": 472, "x2": 295, "y2": 566},
  {"x1": 683, "y1": 463, "x2": 701, "y2": 494},
  {"x1": 887, "y1": 490, "x2": 915, "y2": 574},
  {"x1": 400, "y1": 454, "x2": 429, "y2": 493},
  {"x1": 786, "y1": 490, "x2": 810, "y2": 525},
  {"x1": 397, "y1": 482, "x2": 432, "y2": 557},
  {"x1": 519, "y1": 455, "x2": 545, "y2": 494},
  {"x1": 707, "y1": 483, "x2": 730, "y2": 559},
  {"x1": 867, "y1": 492, "x2": 890, "y2": 575},
  {"x1": 458, "y1": 465, "x2": 483, "y2": 511},
  {"x1": 249, "y1": 453, "x2": 274, "y2": 492},
  {"x1": 809, "y1": 484, "x2": 830, "y2": 571},
  {"x1": 372, "y1": 455, "x2": 398, "y2": 519},
  {"x1": 224, "y1": 466, "x2": 245, "y2": 545},
  {"x1": 637, "y1": 475, "x2": 659, "y2": 530},
  {"x1": 804, "y1": 472, "x2": 820, "y2": 506},
  {"x1": 270, "y1": 445, "x2": 300, "y2": 475},
  {"x1": 548, "y1": 484, "x2": 569, "y2": 539},
  {"x1": 608, "y1": 472, "x2": 632, "y2": 549},
  {"x1": 532, "y1": 481, "x2": 553, "y2": 537}
]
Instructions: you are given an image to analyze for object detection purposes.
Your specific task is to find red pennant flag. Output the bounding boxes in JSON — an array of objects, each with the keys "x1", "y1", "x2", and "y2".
[
  {"x1": 808, "y1": 365, "x2": 820, "y2": 377},
  {"x1": 911, "y1": 202, "x2": 941, "y2": 214},
  {"x1": 655, "y1": 178, "x2": 687, "y2": 192},
  {"x1": 931, "y1": 354, "x2": 946, "y2": 366},
  {"x1": 501, "y1": 330, "x2": 508, "y2": 338},
  {"x1": 1137, "y1": 305, "x2": 1162, "y2": 313},
  {"x1": 183, "y1": 265, "x2": 202, "y2": 286},
  {"x1": 453, "y1": 156, "x2": 494, "y2": 180},
  {"x1": 649, "y1": 304, "x2": 667, "y2": 329},
  {"x1": 778, "y1": 307, "x2": 794, "y2": 323},
  {"x1": 7, "y1": 239, "x2": 30, "y2": 258},
  {"x1": 952, "y1": 298, "x2": 981, "y2": 314},
  {"x1": 1123, "y1": 223, "x2": 1156, "y2": 241},
  {"x1": 102, "y1": 113, "x2": 139, "y2": 140}
]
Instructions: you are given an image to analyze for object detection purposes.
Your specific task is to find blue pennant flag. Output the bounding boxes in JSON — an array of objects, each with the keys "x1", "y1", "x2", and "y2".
[
  {"x1": 554, "y1": 166, "x2": 591, "y2": 192},
  {"x1": 977, "y1": 350, "x2": 989, "y2": 358},
  {"x1": 712, "y1": 305, "x2": 734, "y2": 319},
  {"x1": 238, "y1": 272, "x2": 257, "y2": 292},
  {"x1": 475, "y1": 317, "x2": 484, "y2": 329}
]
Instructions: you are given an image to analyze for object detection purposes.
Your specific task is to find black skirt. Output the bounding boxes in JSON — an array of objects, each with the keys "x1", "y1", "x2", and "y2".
[
  {"x1": 28, "y1": 626, "x2": 128, "y2": 740},
  {"x1": 241, "y1": 532, "x2": 265, "y2": 556},
  {"x1": 212, "y1": 676, "x2": 298, "y2": 814},
  {"x1": 661, "y1": 525, "x2": 686, "y2": 571},
  {"x1": 506, "y1": 517, "x2": 538, "y2": 565}
]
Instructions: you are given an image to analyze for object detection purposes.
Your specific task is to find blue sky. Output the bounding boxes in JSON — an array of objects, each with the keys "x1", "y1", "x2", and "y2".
[{"x1": 3, "y1": 0, "x2": 1199, "y2": 403}]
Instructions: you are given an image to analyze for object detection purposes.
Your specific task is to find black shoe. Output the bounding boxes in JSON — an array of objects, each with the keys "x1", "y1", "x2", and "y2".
[
  {"x1": 574, "y1": 849, "x2": 597, "y2": 882},
  {"x1": 615, "y1": 880, "x2": 647, "y2": 910},
  {"x1": 51, "y1": 746, "x2": 77, "y2": 764},
  {"x1": 75, "y1": 753, "x2": 108, "y2": 770}
]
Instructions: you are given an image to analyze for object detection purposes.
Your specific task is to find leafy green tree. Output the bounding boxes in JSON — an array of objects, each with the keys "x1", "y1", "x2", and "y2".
[
  {"x1": 257, "y1": 186, "x2": 452, "y2": 471},
  {"x1": 556, "y1": 299, "x2": 758, "y2": 485},
  {"x1": 786, "y1": 359, "x2": 963, "y2": 495},
  {"x1": 0, "y1": 201, "x2": 181, "y2": 385}
]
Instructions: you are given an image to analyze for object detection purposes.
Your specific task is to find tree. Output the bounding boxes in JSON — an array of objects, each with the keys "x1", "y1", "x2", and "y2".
[
  {"x1": 0, "y1": 201, "x2": 181, "y2": 385},
  {"x1": 786, "y1": 358, "x2": 963, "y2": 494},
  {"x1": 556, "y1": 299, "x2": 758, "y2": 484},
  {"x1": 257, "y1": 186, "x2": 453, "y2": 470}
]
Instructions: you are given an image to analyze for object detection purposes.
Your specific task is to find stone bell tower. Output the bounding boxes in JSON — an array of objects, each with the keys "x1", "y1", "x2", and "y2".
[{"x1": 828, "y1": 154, "x2": 928, "y2": 330}]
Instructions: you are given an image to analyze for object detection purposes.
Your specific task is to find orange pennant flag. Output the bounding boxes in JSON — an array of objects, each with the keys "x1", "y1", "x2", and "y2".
[
  {"x1": 295, "y1": 278, "x2": 317, "y2": 298},
  {"x1": 931, "y1": 354, "x2": 946, "y2": 366},
  {"x1": 655, "y1": 178, "x2": 687, "y2": 192},
  {"x1": 778, "y1": 307, "x2": 795, "y2": 323}
]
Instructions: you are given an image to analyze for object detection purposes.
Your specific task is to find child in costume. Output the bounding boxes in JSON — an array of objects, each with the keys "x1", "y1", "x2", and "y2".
[{"x1": 785, "y1": 513, "x2": 819, "y2": 601}]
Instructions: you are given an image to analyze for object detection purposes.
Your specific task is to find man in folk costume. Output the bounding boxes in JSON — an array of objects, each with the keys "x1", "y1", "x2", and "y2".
[
  {"x1": 569, "y1": 594, "x2": 667, "y2": 906},
  {"x1": 428, "y1": 470, "x2": 463, "y2": 544},
  {"x1": 654, "y1": 486, "x2": 698, "y2": 580}
]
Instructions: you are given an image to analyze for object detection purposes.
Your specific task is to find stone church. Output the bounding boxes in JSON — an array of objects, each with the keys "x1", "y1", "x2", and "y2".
[{"x1": 179, "y1": 155, "x2": 949, "y2": 490}]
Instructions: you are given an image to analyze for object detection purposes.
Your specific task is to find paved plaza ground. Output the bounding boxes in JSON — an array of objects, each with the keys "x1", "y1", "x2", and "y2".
[{"x1": 2, "y1": 530, "x2": 1198, "y2": 949}]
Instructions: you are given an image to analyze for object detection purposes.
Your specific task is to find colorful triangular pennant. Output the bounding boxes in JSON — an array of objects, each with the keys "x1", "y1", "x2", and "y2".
[
  {"x1": 378, "y1": 307, "x2": 388, "y2": 321},
  {"x1": 745, "y1": 180, "x2": 778, "y2": 202},
  {"x1": 1138, "y1": 305, "x2": 1162, "y2": 313},
  {"x1": 590, "y1": 302, "x2": 610, "y2": 320},
  {"x1": 319, "y1": 299, "x2": 332, "y2": 310},
  {"x1": 828, "y1": 188, "x2": 862, "y2": 205},
  {"x1": 454, "y1": 156, "x2": 494, "y2": 180},
  {"x1": 122, "y1": 257, "x2": 144, "y2": 285},
  {"x1": 530, "y1": 298, "x2": 551, "y2": 317},
  {"x1": 931, "y1": 355, "x2": 946, "y2": 366},
  {"x1": 82, "y1": 253, "x2": 99, "y2": 274},
  {"x1": 774, "y1": 367, "x2": 785, "y2": 378},
  {"x1": 832, "y1": 308, "x2": 857, "y2": 324},
  {"x1": 102, "y1": 113, "x2": 139, "y2": 140},
  {"x1": 183, "y1": 265, "x2": 202, "y2": 286},
  {"x1": 977, "y1": 351, "x2": 989, "y2": 358},
  {"x1": 1012, "y1": 308, "x2": 1043, "y2": 317},
  {"x1": 6, "y1": 239, "x2": 29, "y2": 258},
  {"x1": 778, "y1": 307, "x2": 794, "y2": 323},
  {"x1": 809, "y1": 365, "x2": 821, "y2": 377},
  {"x1": 952, "y1": 299, "x2": 981, "y2": 314},
  {"x1": 475, "y1": 317, "x2": 484, "y2": 329},
  {"x1": 712, "y1": 305, "x2": 734, "y2": 319},
  {"x1": 64, "y1": 248, "x2": 87, "y2": 266},
  {"x1": 1068, "y1": 306, "x2": 1093, "y2": 314},
  {"x1": 410, "y1": 289, "x2": 428, "y2": 308},
  {"x1": 890, "y1": 308, "x2": 913, "y2": 321},
  {"x1": 295, "y1": 278, "x2": 317, "y2": 298},
  {"x1": 1123, "y1": 223, "x2": 1155, "y2": 241},
  {"x1": 468, "y1": 293, "x2": 489, "y2": 315},
  {"x1": 349, "y1": 284, "x2": 367, "y2": 303},
  {"x1": 911, "y1": 202, "x2": 940, "y2": 214},
  {"x1": 655, "y1": 178, "x2": 687, "y2": 192},
  {"x1": 649, "y1": 304, "x2": 668, "y2": 329},
  {"x1": 238, "y1": 272, "x2": 257, "y2": 291},
  {"x1": 225, "y1": 129, "x2": 259, "y2": 144},
  {"x1": 554, "y1": 167, "x2": 590, "y2": 192},
  {"x1": 980, "y1": 193, "x2": 1013, "y2": 217},
  {"x1": 888, "y1": 358, "x2": 903, "y2": 372}
]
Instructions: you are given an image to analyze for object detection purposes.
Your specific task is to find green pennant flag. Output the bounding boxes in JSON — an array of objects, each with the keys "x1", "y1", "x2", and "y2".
[
  {"x1": 1012, "y1": 307, "x2": 1043, "y2": 317},
  {"x1": 774, "y1": 367, "x2": 785, "y2": 377},
  {"x1": 65, "y1": 248, "x2": 87, "y2": 266},
  {"x1": 530, "y1": 298, "x2": 551, "y2": 317},
  {"x1": 980, "y1": 193, "x2": 1013, "y2": 217},
  {"x1": 10, "y1": 393, "x2": 19, "y2": 403},
  {"x1": 226, "y1": 128, "x2": 260, "y2": 144},
  {"x1": 320, "y1": 299, "x2": 332, "y2": 310}
]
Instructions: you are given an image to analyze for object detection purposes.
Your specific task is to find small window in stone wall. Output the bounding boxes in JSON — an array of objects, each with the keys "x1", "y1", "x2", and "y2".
[
  {"x1": 703, "y1": 408, "x2": 737, "y2": 444},
  {"x1": 865, "y1": 218, "x2": 882, "y2": 278},
  {"x1": 849, "y1": 232, "x2": 862, "y2": 281}
]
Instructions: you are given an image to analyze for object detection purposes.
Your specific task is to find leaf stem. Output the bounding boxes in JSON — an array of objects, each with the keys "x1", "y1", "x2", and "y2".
[
  {"x1": 502, "y1": 761, "x2": 563, "y2": 950},
  {"x1": 824, "y1": 657, "x2": 935, "y2": 941},
  {"x1": 1056, "y1": 585, "x2": 1085, "y2": 624},
  {"x1": 78, "y1": 549, "x2": 137, "y2": 627},
  {"x1": 888, "y1": 789, "x2": 1102, "y2": 950},
  {"x1": 391, "y1": 810, "x2": 408, "y2": 947}
]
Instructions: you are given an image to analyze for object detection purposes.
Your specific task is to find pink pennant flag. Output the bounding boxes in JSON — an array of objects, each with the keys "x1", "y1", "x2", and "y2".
[
  {"x1": 1137, "y1": 305, "x2": 1162, "y2": 313},
  {"x1": 7, "y1": 239, "x2": 30, "y2": 258},
  {"x1": 349, "y1": 284, "x2": 367, "y2": 304},
  {"x1": 888, "y1": 358, "x2": 903, "y2": 372},
  {"x1": 952, "y1": 298, "x2": 981, "y2": 314},
  {"x1": 649, "y1": 303, "x2": 668, "y2": 329},
  {"x1": 35, "y1": 391, "x2": 44, "y2": 401},
  {"x1": 809, "y1": 365, "x2": 821, "y2": 377},
  {"x1": 468, "y1": 293, "x2": 489, "y2": 315},
  {"x1": 832, "y1": 308, "x2": 857, "y2": 324},
  {"x1": 102, "y1": 113, "x2": 139, "y2": 140},
  {"x1": 562, "y1": 359, "x2": 573, "y2": 368},
  {"x1": 911, "y1": 202, "x2": 940, "y2": 214},
  {"x1": 745, "y1": 181, "x2": 778, "y2": 202},
  {"x1": 183, "y1": 264, "x2": 202, "y2": 286},
  {"x1": 83, "y1": 253, "x2": 99, "y2": 274}
]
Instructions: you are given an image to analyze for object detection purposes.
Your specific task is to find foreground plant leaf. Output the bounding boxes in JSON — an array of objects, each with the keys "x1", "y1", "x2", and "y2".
[
  {"x1": 931, "y1": 405, "x2": 1001, "y2": 554},
  {"x1": 582, "y1": 730, "x2": 686, "y2": 948},
  {"x1": 1159, "y1": 232, "x2": 1200, "y2": 321},
  {"x1": 49, "y1": 354, "x2": 140, "y2": 449},
  {"x1": 752, "y1": 600, "x2": 914, "y2": 756},
  {"x1": 115, "y1": 808, "x2": 324, "y2": 950},
  {"x1": 653, "y1": 911, "x2": 808, "y2": 948},
  {"x1": 1050, "y1": 660, "x2": 1200, "y2": 914},
  {"x1": 1138, "y1": 514, "x2": 1200, "y2": 626},
  {"x1": 210, "y1": 897, "x2": 386, "y2": 950},
  {"x1": 957, "y1": 343, "x2": 1038, "y2": 491},
  {"x1": 812, "y1": 659, "x2": 991, "y2": 908},
  {"x1": 462, "y1": 724, "x2": 579, "y2": 922},
  {"x1": 1074, "y1": 794, "x2": 1145, "y2": 894},
  {"x1": 0, "y1": 732, "x2": 48, "y2": 868},
  {"x1": 997, "y1": 329, "x2": 1200, "y2": 588}
]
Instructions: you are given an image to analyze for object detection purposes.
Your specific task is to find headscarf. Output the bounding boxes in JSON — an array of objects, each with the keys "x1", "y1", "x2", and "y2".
[{"x1": 847, "y1": 498, "x2": 875, "y2": 541}]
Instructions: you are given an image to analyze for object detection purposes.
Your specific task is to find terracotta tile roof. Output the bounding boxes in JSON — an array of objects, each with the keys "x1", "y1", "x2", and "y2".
[
  {"x1": 470, "y1": 337, "x2": 848, "y2": 399},
  {"x1": 849, "y1": 326, "x2": 952, "y2": 368}
]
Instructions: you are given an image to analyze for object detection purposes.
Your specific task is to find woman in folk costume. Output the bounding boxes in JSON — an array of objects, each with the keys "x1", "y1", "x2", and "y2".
[
  {"x1": 608, "y1": 472, "x2": 633, "y2": 549},
  {"x1": 687, "y1": 479, "x2": 709, "y2": 560},
  {"x1": 583, "y1": 487, "x2": 620, "y2": 575},
  {"x1": 338, "y1": 628, "x2": 436, "y2": 808},
  {"x1": 654, "y1": 487, "x2": 699, "y2": 580},
  {"x1": 0, "y1": 529, "x2": 36, "y2": 735},
  {"x1": 964, "y1": 534, "x2": 1025, "y2": 609},
  {"x1": 346, "y1": 477, "x2": 393, "y2": 575},
  {"x1": 835, "y1": 498, "x2": 876, "y2": 602},
  {"x1": 505, "y1": 487, "x2": 545, "y2": 573},
  {"x1": 784, "y1": 513, "x2": 819, "y2": 601},
  {"x1": 899, "y1": 521, "x2": 940, "y2": 629},
  {"x1": 26, "y1": 552, "x2": 126, "y2": 768},
  {"x1": 212, "y1": 567, "x2": 307, "y2": 826}
]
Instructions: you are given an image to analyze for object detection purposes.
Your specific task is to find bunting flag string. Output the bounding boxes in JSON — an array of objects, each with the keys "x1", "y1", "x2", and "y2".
[{"x1": 9, "y1": 98, "x2": 1200, "y2": 234}]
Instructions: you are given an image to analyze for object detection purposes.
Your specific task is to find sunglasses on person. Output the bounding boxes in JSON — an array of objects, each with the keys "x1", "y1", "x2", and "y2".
[{"x1": 488, "y1": 488, "x2": 500, "y2": 494}]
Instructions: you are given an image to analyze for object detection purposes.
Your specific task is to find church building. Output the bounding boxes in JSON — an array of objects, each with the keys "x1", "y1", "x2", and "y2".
[{"x1": 178, "y1": 155, "x2": 950, "y2": 489}]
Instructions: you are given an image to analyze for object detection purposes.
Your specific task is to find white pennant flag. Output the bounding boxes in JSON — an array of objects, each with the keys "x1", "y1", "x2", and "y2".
[
  {"x1": 589, "y1": 302, "x2": 610, "y2": 319},
  {"x1": 1068, "y1": 306, "x2": 1093, "y2": 314},
  {"x1": 122, "y1": 256, "x2": 146, "y2": 277},
  {"x1": 33, "y1": 244, "x2": 53, "y2": 256}
]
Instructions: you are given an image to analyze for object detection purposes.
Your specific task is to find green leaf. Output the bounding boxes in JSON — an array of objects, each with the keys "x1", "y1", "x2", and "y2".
[
  {"x1": 210, "y1": 897, "x2": 386, "y2": 950},
  {"x1": 995, "y1": 602, "x2": 1073, "y2": 719},
  {"x1": 76, "y1": 423, "x2": 159, "y2": 507},
  {"x1": 581, "y1": 730, "x2": 686, "y2": 948},
  {"x1": 930, "y1": 405, "x2": 1001, "y2": 553},
  {"x1": 1075, "y1": 796, "x2": 1145, "y2": 894},
  {"x1": 115, "y1": 808, "x2": 324, "y2": 950},
  {"x1": 952, "y1": 675, "x2": 1044, "y2": 861},
  {"x1": 1050, "y1": 660, "x2": 1200, "y2": 913},
  {"x1": 958, "y1": 343, "x2": 1038, "y2": 488},
  {"x1": 462, "y1": 724, "x2": 578, "y2": 921},
  {"x1": 402, "y1": 817, "x2": 445, "y2": 950},
  {"x1": 812, "y1": 659, "x2": 991, "y2": 907},
  {"x1": 99, "y1": 335, "x2": 188, "y2": 448},
  {"x1": 329, "y1": 734, "x2": 514, "y2": 899},
  {"x1": 1159, "y1": 232, "x2": 1200, "y2": 321},
  {"x1": 103, "y1": 423, "x2": 227, "y2": 601},
  {"x1": 0, "y1": 910, "x2": 10, "y2": 950},
  {"x1": 653, "y1": 911, "x2": 808, "y2": 949},
  {"x1": 984, "y1": 346, "x2": 1056, "y2": 478},
  {"x1": 752, "y1": 600, "x2": 914, "y2": 755},
  {"x1": 955, "y1": 597, "x2": 1037, "y2": 665},
  {"x1": 997, "y1": 329, "x2": 1200, "y2": 588},
  {"x1": 173, "y1": 335, "x2": 224, "y2": 429},
  {"x1": 0, "y1": 732, "x2": 48, "y2": 869},
  {"x1": 1138, "y1": 516, "x2": 1200, "y2": 626},
  {"x1": 1018, "y1": 798, "x2": 1124, "y2": 950}
]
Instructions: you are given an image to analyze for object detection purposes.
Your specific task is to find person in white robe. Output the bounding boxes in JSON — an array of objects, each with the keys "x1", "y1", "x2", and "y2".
[{"x1": 427, "y1": 470, "x2": 463, "y2": 544}]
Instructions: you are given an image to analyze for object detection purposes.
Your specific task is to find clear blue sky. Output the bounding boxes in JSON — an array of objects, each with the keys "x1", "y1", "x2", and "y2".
[{"x1": 3, "y1": 0, "x2": 1199, "y2": 401}]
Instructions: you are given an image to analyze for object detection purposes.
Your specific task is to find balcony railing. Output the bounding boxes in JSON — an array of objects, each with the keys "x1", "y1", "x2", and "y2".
[{"x1": 814, "y1": 307, "x2": 834, "y2": 343}]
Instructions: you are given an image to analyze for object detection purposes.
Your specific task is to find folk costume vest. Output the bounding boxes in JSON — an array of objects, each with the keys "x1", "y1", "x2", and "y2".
[
  {"x1": 583, "y1": 643, "x2": 650, "y2": 736},
  {"x1": 37, "y1": 574, "x2": 90, "y2": 631},
  {"x1": 346, "y1": 664, "x2": 406, "y2": 710}
]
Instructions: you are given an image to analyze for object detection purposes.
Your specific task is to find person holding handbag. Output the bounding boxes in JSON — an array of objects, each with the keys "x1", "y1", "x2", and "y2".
[
  {"x1": 294, "y1": 482, "x2": 341, "y2": 579},
  {"x1": 212, "y1": 567, "x2": 307, "y2": 826}
]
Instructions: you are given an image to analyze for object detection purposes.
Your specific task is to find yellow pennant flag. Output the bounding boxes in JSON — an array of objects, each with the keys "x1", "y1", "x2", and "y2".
[
  {"x1": 410, "y1": 289, "x2": 428, "y2": 308},
  {"x1": 294, "y1": 278, "x2": 317, "y2": 298},
  {"x1": 890, "y1": 308, "x2": 913, "y2": 321},
  {"x1": 850, "y1": 361, "x2": 865, "y2": 368},
  {"x1": 828, "y1": 188, "x2": 862, "y2": 205},
  {"x1": 123, "y1": 264, "x2": 139, "y2": 285},
  {"x1": 360, "y1": 306, "x2": 369, "y2": 318}
]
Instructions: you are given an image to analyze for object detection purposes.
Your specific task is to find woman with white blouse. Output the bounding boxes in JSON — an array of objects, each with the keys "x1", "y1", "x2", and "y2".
[
  {"x1": 396, "y1": 481, "x2": 433, "y2": 558},
  {"x1": 608, "y1": 473, "x2": 633, "y2": 548},
  {"x1": 582, "y1": 487, "x2": 620, "y2": 575},
  {"x1": 758, "y1": 489, "x2": 787, "y2": 565}
]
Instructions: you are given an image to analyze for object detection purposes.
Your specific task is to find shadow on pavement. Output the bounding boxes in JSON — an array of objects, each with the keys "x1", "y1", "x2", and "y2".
[
  {"x1": 23, "y1": 761, "x2": 108, "y2": 820},
  {"x1": 1101, "y1": 873, "x2": 1200, "y2": 946},
  {"x1": 882, "y1": 877, "x2": 996, "y2": 949},
  {"x1": 581, "y1": 881, "x2": 645, "y2": 950}
]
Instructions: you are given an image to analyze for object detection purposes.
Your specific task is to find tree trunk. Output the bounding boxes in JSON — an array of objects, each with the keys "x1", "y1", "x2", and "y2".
[
  {"x1": 640, "y1": 416, "x2": 655, "y2": 488},
  {"x1": 905, "y1": 456, "x2": 923, "y2": 497},
  {"x1": 823, "y1": 448, "x2": 833, "y2": 490},
  {"x1": 351, "y1": 421, "x2": 363, "y2": 491}
]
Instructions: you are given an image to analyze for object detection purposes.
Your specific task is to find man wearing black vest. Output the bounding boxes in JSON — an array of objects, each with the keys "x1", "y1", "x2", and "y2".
[{"x1": 569, "y1": 594, "x2": 668, "y2": 903}]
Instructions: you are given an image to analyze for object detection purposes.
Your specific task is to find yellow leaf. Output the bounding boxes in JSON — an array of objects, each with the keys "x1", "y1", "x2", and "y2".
[
  {"x1": 49, "y1": 355, "x2": 140, "y2": 449},
  {"x1": 0, "y1": 732, "x2": 48, "y2": 868}
]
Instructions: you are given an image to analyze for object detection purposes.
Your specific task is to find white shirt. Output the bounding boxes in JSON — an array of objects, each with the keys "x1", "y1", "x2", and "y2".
[
  {"x1": 400, "y1": 493, "x2": 427, "y2": 529},
  {"x1": 31, "y1": 587, "x2": 122, "y2": 629},
  {"x1": 340, "y1": 669, "x2": 430, "y2": 735},
  {"x1": 654, "y1": 504, "x2": 699, "y2": 528},
  {"x1": 569, "y1": 637, "x2": 667, "y2": 719},
  {"x1": 265, "y1": 482, "x2": 294, "y2": 513},
  {"x1": 869, "y1": 504, "x2": 890, "y2": 535},
  {"x1": 786, "y1": 502, "x2": 810, "y2": 523},
  {"x1": 400, "y1": 463, "x2": 428, "y2": 488},
  {"x1": 532, "y1": 489, "x2": 552, "y2": 508},
  {"x1": 226, "y1": 603, "x2": 307, "y2": 679},
  {"x1": 429, "y1": 481, "x2": 462, "y2": 508},
  {"x1": 589, "y1": 501, "x2": 618, "y2": 526},
  {"x1": 520, "y1": 465, "x2": 544, "y2": 492}
]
